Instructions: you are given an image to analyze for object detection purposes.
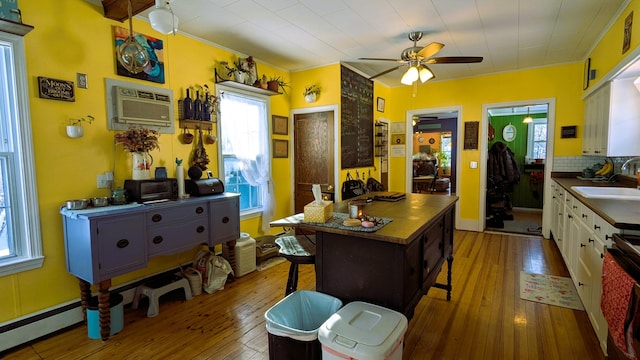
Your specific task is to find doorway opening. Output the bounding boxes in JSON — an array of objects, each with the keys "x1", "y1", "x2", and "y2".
[
  {"x1": 481, "y1": 100, "x2": 555, "y2": 237},
  {"x1": 407, "y1": 112, "x2": 458, "y2": 195}
]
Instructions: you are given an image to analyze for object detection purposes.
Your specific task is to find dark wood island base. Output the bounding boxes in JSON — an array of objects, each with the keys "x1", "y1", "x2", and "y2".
[{"x1": 295, "y1": 192, "x2": 457, "y2": 320}]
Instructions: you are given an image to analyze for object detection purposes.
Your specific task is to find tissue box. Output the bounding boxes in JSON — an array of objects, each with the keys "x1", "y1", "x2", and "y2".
[{"x1": 304, "y1": 201, "x2": 333, "y2": 223}]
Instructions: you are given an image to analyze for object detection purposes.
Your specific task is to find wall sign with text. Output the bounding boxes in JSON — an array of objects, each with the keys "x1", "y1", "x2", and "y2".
[{"x1": 37, "y1": 76, "x2": 75, "y2": 102}]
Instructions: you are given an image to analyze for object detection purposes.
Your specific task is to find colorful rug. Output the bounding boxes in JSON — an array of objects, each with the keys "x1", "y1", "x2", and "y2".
[{"x1": 519, "y1": 271, "x2": 584, "y2": 310}]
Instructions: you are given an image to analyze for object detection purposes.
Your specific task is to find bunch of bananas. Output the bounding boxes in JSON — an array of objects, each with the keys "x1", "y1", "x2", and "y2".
[{"x1": 595, "y1": 160, "x2": 613, "y2": 176}]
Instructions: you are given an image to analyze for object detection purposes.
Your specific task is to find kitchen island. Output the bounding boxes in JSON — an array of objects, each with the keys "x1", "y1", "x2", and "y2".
[{"x1": 292, "y1": 192, "x2": 458, "y2": 319}]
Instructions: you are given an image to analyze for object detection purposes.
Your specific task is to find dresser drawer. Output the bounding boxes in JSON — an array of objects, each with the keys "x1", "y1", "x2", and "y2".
[
  {"x1": 147, "y1": 219, "x2": 209, "y2": 256},
  {"x1": 146, "y1": 202, "x2": 208, "y2": 224}
]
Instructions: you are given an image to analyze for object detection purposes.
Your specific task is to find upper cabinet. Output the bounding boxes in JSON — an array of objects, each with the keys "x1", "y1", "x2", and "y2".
[{"x1": 583, "y1": 78, "x2": 640, "y2": 157}]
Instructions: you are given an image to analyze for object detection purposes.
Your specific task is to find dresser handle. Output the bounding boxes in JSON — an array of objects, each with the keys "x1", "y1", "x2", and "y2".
[
  {"x1": 578, "y1": 282, "x2": 584, "y2": 287},
  {"x1": 594, "y1": 225, "x2": 601, "y2": 230},
  {"x1": 152, "y1": 236, "x2": 163, "y2": 244},
  {"x1": 580, "y1": 243, "x2": 586, "y2": 248},
  {"x1": 197, "y1": 226, "x2": 205, "y2": 233},
  {"x1": 222, "y1": 216, "x2": 229, "y2": 224},
  {"x1": 116, "y1": 239, "x2": 129, "y2": 248},
  {"x1": 606, "y1": 235, "x2": 612, "y2": 240},
  {"x1": 582, "y1": 214, "x2": 587, "y2": 219},
  {"x1": 196, "y1": 206, "x2": 204, "y2": 214},
  {"x1": 588, "y1": 238, "x2": 594, "y2": 243},
  {"x1": 152, "y1": 214, "x2": 162, "y2": 222}
]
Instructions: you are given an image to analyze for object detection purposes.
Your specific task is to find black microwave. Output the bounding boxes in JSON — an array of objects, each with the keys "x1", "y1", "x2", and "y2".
[{"x1": 124, "y1": 179, "x2": 178, "y2": 203}]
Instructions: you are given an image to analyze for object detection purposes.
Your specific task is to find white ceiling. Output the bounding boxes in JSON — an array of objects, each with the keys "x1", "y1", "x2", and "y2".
[{"x1": 107, "y1": 0, "x2": 629, "y2": 87}]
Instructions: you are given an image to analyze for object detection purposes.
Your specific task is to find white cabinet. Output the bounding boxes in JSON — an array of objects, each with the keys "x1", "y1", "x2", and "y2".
[
  {"x1": 583, "y1": 79, "x2": 640, "y2": 157},
  {"x1": 550, "y1": 181, "x2": 565, "y2": 247},
  {"x1": 555, "y1": 185, "x2": 615, "y2": 354}
]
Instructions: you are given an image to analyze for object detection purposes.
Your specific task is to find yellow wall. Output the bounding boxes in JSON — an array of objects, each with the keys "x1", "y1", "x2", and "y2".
[
  {"x1": 0, "y1": 0, "x2": 291, "y2": 322},
  {"x1": 2, "y1": 0, "x2": 638, "y2": 327}
]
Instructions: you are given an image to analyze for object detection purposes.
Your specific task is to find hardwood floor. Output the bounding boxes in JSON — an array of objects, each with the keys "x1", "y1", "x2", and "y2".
[{"x1": 4, "y1": 230, "x2": 604, "y2": 360}]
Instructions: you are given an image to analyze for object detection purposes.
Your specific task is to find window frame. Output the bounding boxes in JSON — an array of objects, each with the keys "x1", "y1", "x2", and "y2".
[
  {"x1": 0, "y1": 32, "x2": 43, "y2": 276},
  {"x1": 216, "y1": 84, "x2": 271, "y2": 220},
  {"x1": 526, "y1": 118, "x2": 548, "y2": 162}
]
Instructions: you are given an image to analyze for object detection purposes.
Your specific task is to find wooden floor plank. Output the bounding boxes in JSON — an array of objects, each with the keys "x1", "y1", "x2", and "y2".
[{"x1": 4, "y1": 230, "x2": 604, "y2": 360}]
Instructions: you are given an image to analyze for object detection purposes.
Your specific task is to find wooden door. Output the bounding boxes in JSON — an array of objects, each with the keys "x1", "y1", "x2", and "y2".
[{"x1": 294, "y1": 111, "x2": 335, "y2": 213}]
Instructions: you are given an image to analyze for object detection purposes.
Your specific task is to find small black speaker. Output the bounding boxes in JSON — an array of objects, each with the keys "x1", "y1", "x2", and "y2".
[{"x1": 155, "y1": 167, "x2": 167, "y2": 179}]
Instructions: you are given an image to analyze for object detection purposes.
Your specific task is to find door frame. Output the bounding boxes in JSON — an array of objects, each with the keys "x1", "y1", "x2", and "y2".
[
  {"x1": 406, "y1": 106, "x2": 462, "y2": 229},
  {"x1": 480, "y1": 98, "x2": 556, "y2": 237},
  {"x1": 290, "y1": 105, "x2": 340, "y2": 214}
]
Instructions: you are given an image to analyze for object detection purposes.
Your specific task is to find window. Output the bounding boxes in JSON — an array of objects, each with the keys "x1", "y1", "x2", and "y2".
[
  {"x1": 526, "y1": 119, "x2": 547, "y2": 161},
  {"x1": 217, "y1": 86, "x2": 274, "y2": 231},
  {"x1": 0, "y1": 32, "x2": 43, "y2": 276},
  {"x1": 440, "y1": 133, "x2": 452, "y2": 168}
]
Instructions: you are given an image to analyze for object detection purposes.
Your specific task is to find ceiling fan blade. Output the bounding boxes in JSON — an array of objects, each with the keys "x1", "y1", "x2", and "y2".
[
  {"x1": 416, "y1": 42, "x2": 444, "y2": 59},
  {"x1": 369, "y1": 65, "x2": 403, "y2": 80},
  {"x1": 359, "y1": 57, "x2": 403, "y2": 62},
  {"x1": 426, "y1": 56, "x2": 483, "y2": 64}
]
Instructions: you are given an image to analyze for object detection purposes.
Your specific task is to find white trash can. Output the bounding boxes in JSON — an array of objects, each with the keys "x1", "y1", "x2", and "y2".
[{"x1": 318, "y1": 301, "x2": 408, "y2": 360}]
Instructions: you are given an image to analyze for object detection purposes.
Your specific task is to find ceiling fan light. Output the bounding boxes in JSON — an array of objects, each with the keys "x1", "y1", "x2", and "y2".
[
  {"x1": 419, "y1": 66, "x2": 434, "y2": 83},
  {"x1": 401, "y1": 66, "x2": 419, "y2": 85}
]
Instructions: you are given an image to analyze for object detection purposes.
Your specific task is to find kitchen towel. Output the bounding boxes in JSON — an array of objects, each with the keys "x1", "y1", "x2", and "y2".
[{"x1": 601, "y1": 251, "x2": 638, "y2": 360}]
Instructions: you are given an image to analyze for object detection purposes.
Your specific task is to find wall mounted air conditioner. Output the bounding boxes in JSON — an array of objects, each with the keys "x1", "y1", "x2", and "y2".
[{"x1": 106, "y1": 78, "x2": 175, "y2": 134}]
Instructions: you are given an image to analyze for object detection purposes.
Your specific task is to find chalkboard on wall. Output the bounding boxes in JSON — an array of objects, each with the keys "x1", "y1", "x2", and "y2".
[{"x1": 341, "y1": 65, "x2": 374, "y2": 169}]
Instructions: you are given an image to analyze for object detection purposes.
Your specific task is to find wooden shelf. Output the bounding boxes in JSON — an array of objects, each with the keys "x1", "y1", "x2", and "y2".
[
  {"x1": 214, "y1": 69, "x2": 281, "y2": 96},
  {"x1": 0, "y1": 18, "x2": 33, "y2": 36},
  {"x1": 179, "y1": 119, "x2": 213, "y2": 131}
]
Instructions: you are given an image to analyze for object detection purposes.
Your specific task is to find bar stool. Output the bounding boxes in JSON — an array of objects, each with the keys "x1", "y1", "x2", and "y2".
[{"x1": 275, "y1": 235, "x2": 316, "y2": 296}]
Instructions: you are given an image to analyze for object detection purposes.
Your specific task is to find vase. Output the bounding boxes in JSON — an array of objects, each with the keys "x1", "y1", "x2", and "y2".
[
  {"x1": 304, "y1": 93, "x2": 317, "y2": 103},
  {"x1": 66, "y1": 125, "x2": 84, "y2": 138},
  {"x1": 234, "y1": 71, "x2": 246, "y2": 84},
  {"x1": 132, "y1": 152, "x2": 153, "y2": 180}
]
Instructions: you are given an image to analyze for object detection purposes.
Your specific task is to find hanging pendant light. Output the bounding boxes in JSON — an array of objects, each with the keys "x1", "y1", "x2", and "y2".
[
  {"x1": 149, "y1": 0, "x2": 179, "y2": 35},
  {"x1": 117, "y1": 0, "x2": 149, "y2": 74},
  {"x1": 523, "y1": 106, "x2": 533, "y2": 124}
]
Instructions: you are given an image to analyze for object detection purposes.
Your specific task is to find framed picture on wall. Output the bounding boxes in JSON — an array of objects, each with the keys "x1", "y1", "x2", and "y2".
[
  {"x1": 377, "y1": 97, "x2": 385, "y2": 112},
  {"x1": 272, "y1": 115, "x2": 288, "y2": 135},
  {"x1": 273, "y1": 139, "x2": 288, "y2": 158}
]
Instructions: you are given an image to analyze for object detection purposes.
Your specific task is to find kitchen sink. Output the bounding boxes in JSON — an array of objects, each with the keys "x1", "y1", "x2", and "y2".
[{"x1": 571, "y1": 186, "x2": 640, "y2": 200}]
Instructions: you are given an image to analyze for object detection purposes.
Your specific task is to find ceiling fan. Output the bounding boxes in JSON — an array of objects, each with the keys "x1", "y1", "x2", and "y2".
[{"x1": 360, "y1": 31, "x2": 483, "y2": 85}]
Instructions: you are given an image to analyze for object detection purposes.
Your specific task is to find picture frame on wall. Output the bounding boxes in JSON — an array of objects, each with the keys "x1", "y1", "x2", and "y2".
[
  {"x1": 583, "y1": 58, "x2": 591, "y2": 90},
  {"x1": 239, "y1": 57, "x2": 258, "y2": 85},
  {"x1": 272, "y1": 115, "x2": 288, "y2": 135},
  {"x1": 273, "y1": 139, "x2": 288, "y2": 158},
  {"x1": 623, "y1": 11, "x2": 633, "y2": 54},
  {"x1": 114, "y1": 26, "x2": 165, "y2": 84},
  {"x1": 377, "y1": 97, "x2": 385, "y2": 112}
]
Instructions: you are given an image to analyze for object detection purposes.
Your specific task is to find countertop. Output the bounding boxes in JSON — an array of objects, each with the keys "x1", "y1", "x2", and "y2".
[
  {"x1": 275, "y1": 192, "x2": 459, "y2": 245},
  {"x1": 552, "y1": 175, "x2": 640, "y2": 230}
]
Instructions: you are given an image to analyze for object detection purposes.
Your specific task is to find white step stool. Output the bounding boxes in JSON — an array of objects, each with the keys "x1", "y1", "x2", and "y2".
[{"x1": 132, "y1": 275, "x2": 193, "y2": 317}]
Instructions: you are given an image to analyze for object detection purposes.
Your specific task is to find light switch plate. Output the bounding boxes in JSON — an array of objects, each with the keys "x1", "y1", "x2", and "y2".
[
  {"x1": 77, "y1": 73, "x2": 88, "y2": 89},
  {"x1": 470, "y1": 161, "x2": 478, "y2": 169}
]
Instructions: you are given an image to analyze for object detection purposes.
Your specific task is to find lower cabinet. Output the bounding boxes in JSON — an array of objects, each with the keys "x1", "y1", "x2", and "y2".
[{"x1": 554, "y1": 180, "x2": 611, "y2": 354}]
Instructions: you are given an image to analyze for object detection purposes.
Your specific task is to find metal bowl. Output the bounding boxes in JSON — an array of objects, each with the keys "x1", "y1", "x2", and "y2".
[
  {"x1": 91, "y1": 197, "x2": 110, "y2": 207},
  {"x1": 66, "y1": 199, "x2": 88, "y2": 210}
]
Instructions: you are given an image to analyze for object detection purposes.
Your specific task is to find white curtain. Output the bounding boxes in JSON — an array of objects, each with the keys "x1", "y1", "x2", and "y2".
[{"x1": 220, "y1": 92, "x2": 275, "y2": 232}]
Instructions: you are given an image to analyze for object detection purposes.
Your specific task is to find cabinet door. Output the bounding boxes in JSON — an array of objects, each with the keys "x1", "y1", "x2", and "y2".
[
  {"x1": 403, "y1": 237, "x2": 422, "y2": 313},
  {"x1": 576, "y1": 223, "x2": 592, "y2": 309},
  {"x1": 96, "y1": 214, "x2": 147, "y2": 281},
  {"x1": 588, "y1": 238, "x2": 608, "y2": 352},
  {"x1": 209, "y1": 196, "x2": 240, "y2": 245}
]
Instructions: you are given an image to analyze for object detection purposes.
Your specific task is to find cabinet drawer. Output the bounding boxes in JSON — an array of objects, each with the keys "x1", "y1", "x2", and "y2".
[
  {"x1": 422, "y1": 222, "x2": 444, "y2": 282},
  {"x1": 578, "y1": 204, "x2": 594, "y2": 230},
  {"x1": 147, "y1": 203, "x2": 208, "y2": 224},
  {"x1": 147, "y1": 219, "x2": 209, "y2": 256}
]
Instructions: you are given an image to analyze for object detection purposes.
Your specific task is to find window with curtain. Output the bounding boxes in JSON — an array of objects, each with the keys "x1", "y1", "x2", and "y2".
[
  {"x1": 217, "y1": 87, "x2": 274, "y2": 232},
  {"x1": 0, "y1": 33, "x2": 43, "y2": 276}
]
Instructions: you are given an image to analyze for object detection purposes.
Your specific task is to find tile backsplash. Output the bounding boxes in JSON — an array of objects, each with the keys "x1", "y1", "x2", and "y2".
[{"x1": 552, "y1": 156, "x2": 637, "y2": 176}]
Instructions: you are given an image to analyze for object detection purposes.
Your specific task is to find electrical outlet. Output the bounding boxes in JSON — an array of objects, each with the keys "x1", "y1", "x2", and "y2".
[{"x1": 97, "y1": 174, "x2": 109, "y2": 188}]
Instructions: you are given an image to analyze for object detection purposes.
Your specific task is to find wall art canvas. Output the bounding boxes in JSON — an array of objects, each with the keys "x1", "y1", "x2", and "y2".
[{"x1": 114, "y1": 26, "x2": 165, "y2": 84}]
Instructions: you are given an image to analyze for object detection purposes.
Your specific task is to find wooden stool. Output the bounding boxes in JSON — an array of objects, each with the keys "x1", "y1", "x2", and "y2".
[{"x1": 275, "y1": 235, "x2": 316, "y2": 296}]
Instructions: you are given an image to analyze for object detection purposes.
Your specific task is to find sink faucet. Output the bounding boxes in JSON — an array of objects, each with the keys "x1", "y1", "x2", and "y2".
[{"x1": 621, "y1": 157, "x2": 640, "y2": 171}]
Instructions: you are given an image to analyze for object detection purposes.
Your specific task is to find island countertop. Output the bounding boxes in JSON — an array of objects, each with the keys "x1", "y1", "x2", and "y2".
[{"x1": 284, "y1": 192, "x2": 458, "y2": 245}]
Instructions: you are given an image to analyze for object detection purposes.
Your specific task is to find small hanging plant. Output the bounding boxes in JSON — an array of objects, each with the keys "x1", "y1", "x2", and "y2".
[{"x1": 69, "y1": 114, "x2": 94, "y2": 126}]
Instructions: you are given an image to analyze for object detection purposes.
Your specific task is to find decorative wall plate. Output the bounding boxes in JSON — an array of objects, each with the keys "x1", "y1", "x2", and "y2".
[{"x1": 502, "y1": 124, "x2": 517, "y2": 142}]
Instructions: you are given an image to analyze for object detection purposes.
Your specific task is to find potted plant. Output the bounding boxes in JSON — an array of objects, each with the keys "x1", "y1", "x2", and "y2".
[
  {"x1": 221, "y1": 59, "x2": 247, "y2": 83},
  {"x1": 66, "y1": 114, "x2": 94, "y2": 138},
  {"x1": 267, "y1": 75, "x2": 289, "y2": 94},
  {"x1": 303, "y1": 84, "x2": 320, "y2": 103}
]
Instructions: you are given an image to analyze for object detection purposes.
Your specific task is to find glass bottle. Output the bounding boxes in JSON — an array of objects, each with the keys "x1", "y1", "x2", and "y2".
[
  {"x1": 193, "y1": 90, "x2": 202, "y2": 120},
  {"x1": 183, "y1": 88, "x2": 193, "y2": 120},
  {"x1": 203, "y1": 92, "x2": 211, "y2": 121}
]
